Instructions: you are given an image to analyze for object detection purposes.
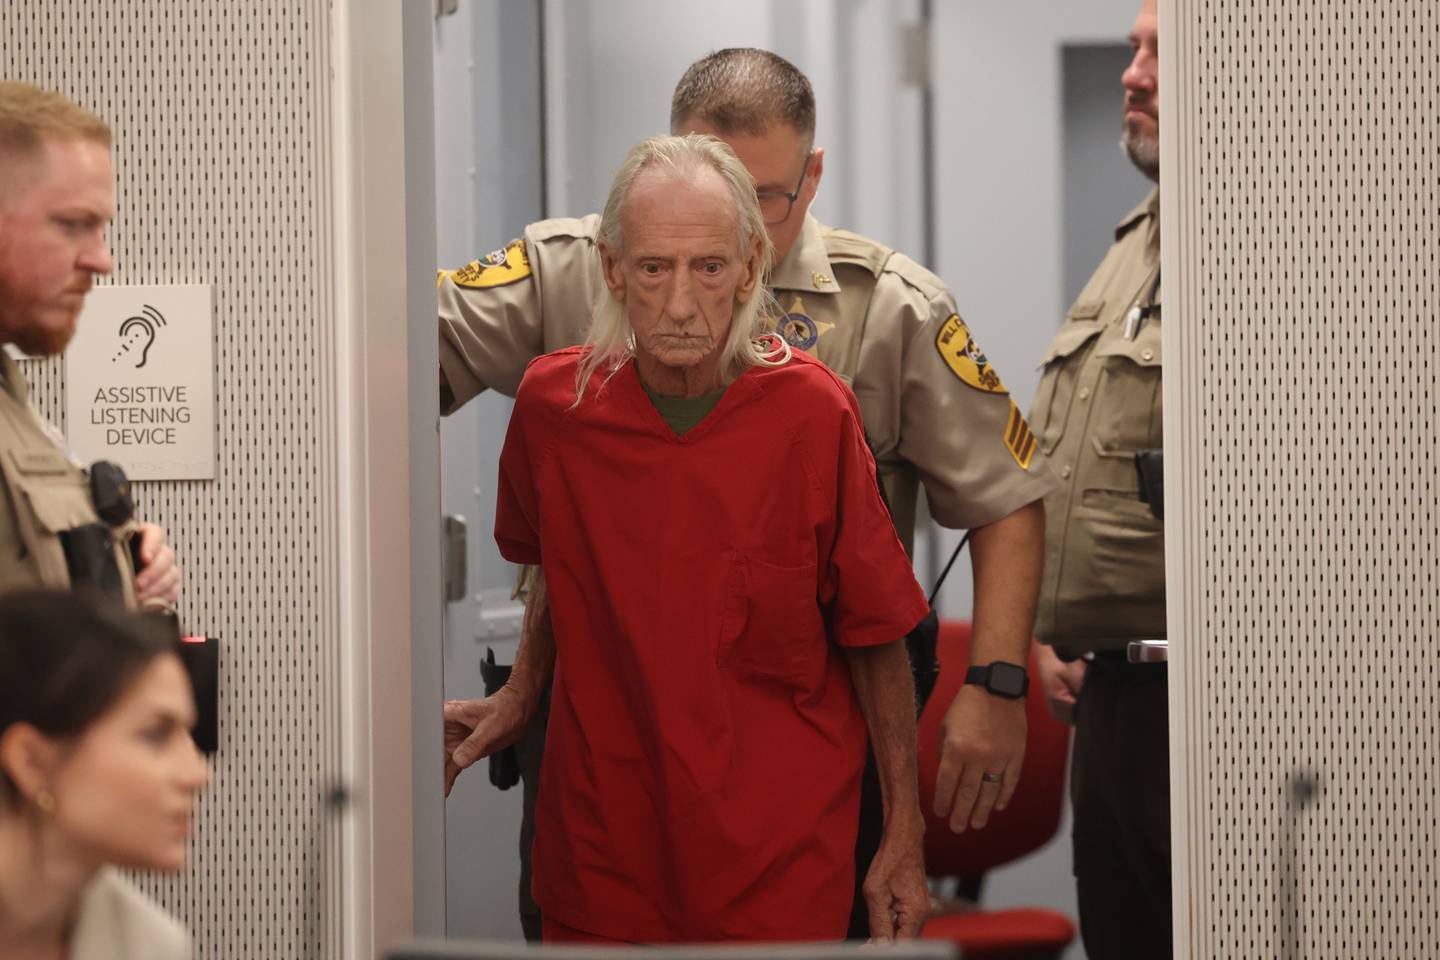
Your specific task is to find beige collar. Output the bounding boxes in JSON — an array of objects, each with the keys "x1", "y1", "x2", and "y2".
[
  {"x1": 771, "y1": 215, "x2": 843, "y2": 296},
  {"x1": 1114, "y1": 186, "x2": 1160, "y2": 240},
  {"x1": 0, "y1": 349, "x2": 28, "y2": 405}
]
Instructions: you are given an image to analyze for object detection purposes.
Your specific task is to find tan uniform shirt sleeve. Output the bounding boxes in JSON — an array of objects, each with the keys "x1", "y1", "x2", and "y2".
[
  {"x1": 856, "y1": 255, "x2": 1058, "y2": 534},
  {"x1": 437, "y1": 215, "x2": 604, "y2": 411}
]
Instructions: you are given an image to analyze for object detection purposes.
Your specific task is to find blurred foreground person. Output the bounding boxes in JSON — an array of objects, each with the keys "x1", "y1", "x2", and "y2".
[
  {"x1": 0, "y1": 591, "x2": 208, "y2": 959},
  {"x1": 446, "y1": 135, "x2": 931, "y2": 943}
]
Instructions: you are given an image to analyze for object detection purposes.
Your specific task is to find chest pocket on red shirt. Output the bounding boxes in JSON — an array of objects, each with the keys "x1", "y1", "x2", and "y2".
[{"x1": 716, "y1": 552, "x2": 825, "y2": 685}]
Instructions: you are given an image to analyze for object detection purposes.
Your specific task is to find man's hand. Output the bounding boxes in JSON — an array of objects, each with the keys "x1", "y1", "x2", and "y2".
[
  {"x1": 444, "y1": 569, "x2": 556, "y2": 796},
  {"x1": 863, "y1": 818, "x2": 929, "y2": 942},
  {"x1": 443, "y1": 686, "x2": 530, "y2": 796},
  {"x1": 932, "y1": 685, "x2": 1026, "y2": 832},
  {"x1": 133, "y1": 522, "x2": 181, "y2": 606},
  {"x1": 1035, "y1": 641, "x2": 1086, "y2": 725}
]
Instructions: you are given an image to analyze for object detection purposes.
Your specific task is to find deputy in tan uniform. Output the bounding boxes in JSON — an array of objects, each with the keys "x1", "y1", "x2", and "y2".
[
  {"x1": 1029, "y1": 3, "x2": 1170, "y2": 957},
  {"x1": 0, "y1": 83, "x2": 180, "y2": 608},
  {"x1": 439, "y1": 49, "x2": 1053, "y2": 940}
]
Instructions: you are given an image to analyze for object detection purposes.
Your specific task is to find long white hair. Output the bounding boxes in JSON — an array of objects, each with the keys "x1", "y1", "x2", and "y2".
[{"x1": 575, "y1": 133, "x2": 789, "y2": 403}]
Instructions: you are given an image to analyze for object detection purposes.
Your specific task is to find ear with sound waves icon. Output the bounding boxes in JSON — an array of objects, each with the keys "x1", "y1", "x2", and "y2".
[{"x1": 112, "y1": 305, "x2": 167, "y2": 368}]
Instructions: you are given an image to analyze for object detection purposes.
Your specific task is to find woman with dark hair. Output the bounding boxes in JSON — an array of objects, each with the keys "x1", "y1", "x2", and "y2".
[{"x1": 0, "y1": 591, "x2": 208, "y2": 960}]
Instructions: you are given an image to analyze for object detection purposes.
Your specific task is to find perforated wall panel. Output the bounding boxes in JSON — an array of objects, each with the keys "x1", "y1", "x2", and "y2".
[
  {"x1": 1, "y1": 3, "x2": 342, "y2": 957},
  {"x1": 1164, "y1": 1, "x2": 1439, "y2": 957}
]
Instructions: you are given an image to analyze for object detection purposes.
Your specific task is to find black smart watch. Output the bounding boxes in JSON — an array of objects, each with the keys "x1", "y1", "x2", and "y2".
[{"x1": 964, "y1": 661, "x2": 1029, "y2": 700}]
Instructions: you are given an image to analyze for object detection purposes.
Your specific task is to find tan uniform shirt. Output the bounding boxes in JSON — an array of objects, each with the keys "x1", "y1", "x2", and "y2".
[
  {"x1": 1030, "y1": 189, "x2": 1163, "y2": 654},
  {"x1": 439, "y1": 215, "x2": 1055, "y2": 554},
  {"x1": 0, "y1": 352, "x2": 135, "y2": 602}
]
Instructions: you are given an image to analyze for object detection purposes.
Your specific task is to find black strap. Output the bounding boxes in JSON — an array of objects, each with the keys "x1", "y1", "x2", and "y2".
[
  {"x1": 862, "y1": 430, "x2": 972, "y2": 610},
  {"x1": 928, "y1": 530, "x2": 972, "y2": 608},
  {"x1": 1139, "y1": 265, "x2": 1162, "y2": 320}
]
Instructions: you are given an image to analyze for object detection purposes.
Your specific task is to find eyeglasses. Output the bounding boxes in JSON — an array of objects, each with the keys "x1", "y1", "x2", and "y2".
[{"x1": 756, "y1": 150, "x2": 814, "y2": 226}]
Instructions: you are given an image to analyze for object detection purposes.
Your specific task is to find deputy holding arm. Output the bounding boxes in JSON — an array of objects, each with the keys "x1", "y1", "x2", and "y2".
[{"x1": 440, "y1": 49, "x2": 1054, "y2": 940}]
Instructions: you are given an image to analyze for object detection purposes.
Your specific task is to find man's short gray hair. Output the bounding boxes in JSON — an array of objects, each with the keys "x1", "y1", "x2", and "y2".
[
  {"x1": 670, "y1": 48, "x2": 816, "y2": 139},
  {"x1": 576, "y1": 134, "x2": 785, "y2": 403}
]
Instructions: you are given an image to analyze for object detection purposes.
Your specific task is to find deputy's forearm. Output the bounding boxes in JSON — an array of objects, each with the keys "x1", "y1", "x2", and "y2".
[
  {"x1": 967, "y1": 499, "x2": 1045, "y2": 666},
  {"x1": 845, "y1": 640, "x2": 923, "y2": 829},
  {"x1": 507, "y1": 569, "x2": 556, "y2": 716}
]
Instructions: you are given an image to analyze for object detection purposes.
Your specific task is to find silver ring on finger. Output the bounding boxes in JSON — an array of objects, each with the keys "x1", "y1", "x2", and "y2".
[{"x1": 981, "y1": 771, "x2": 1004, "y2": 784}]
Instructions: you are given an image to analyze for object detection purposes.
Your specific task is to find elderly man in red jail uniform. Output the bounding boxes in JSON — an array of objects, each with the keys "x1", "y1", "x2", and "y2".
[{"x1": 447, "y1": 134, "x2": 931, "y2": 944}]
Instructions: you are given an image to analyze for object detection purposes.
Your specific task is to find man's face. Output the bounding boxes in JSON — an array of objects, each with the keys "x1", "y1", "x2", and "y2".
[
  {"x1": 679, "y1": 118, "x2": 821, "y2": 265},
  {"x1": 600, "y1": 165, "x2": 761, "y2": 377},
  {"x1": 1122, "y1": 0, "x2": 1160, "y2": 182},
  {"x1": 0, "y1": 137, "x2": 115, "y2": 356}
]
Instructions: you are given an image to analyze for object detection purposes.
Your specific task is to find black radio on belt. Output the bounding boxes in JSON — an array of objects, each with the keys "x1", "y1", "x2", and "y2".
[
  {"x1": 1134, "y1": 448, "x2": 1164, "y2": 521},
  {"x1": 57, "y1": 523, "x2": 125, "y2": 598},
  {"x1": 479, "y1": 648, "x2": 522, "y2": 790}
]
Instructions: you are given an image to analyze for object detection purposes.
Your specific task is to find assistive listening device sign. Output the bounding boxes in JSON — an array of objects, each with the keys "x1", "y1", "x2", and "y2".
[{"x1": 64, "y1": 285, "x2": 216, "y2": 480}]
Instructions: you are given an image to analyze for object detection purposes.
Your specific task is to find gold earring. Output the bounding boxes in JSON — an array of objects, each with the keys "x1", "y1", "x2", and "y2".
[{"x1": 35, "y1": 789, "x2": 56, "y2": 815}]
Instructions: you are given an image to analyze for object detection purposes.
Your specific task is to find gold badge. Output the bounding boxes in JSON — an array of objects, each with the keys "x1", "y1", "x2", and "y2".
[
  {"x1": 935, "y1": 314, "x2": 1007, "y2": 394},
  {"x1": 812, "y1": 272, "x2": 833, "y2": 289},
  {"x1": 445, "y1": 239, "x2": 532, "y2": 289},
  {"x1": 1004, "y1": 401, "x2": 1037, "y2": 470}
]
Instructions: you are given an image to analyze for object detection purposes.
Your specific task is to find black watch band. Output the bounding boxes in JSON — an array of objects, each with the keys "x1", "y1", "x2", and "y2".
[{"x1": 964, "y1": 661, "x2": 1030, "y2": 700}]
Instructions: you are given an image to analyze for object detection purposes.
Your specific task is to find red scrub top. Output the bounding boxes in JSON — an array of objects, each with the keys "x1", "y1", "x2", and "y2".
[{"x1": 496, "y1": 345, "x2": 930, "y2": 943}]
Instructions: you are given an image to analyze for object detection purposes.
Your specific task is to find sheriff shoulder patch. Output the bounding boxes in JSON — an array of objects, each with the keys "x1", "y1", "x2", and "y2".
[
  {"x1": 447, "y1": 239, "x2": 532, "y2": 289},
  {"x1": 936, "y1": 314, "x2": 1007, "y2": 394},
  {"x1": 1004, "y1": 401, "x2": 1037, "y2": 470}
]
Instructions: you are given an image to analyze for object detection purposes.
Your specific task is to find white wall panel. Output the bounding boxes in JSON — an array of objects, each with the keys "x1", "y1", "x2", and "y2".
[
  {"x1": 1, "y1": 2, "x2": 346, "y2": 956},
  {"x1": 1163, "y1": 2, "x2": 1440, "y2": 957}
]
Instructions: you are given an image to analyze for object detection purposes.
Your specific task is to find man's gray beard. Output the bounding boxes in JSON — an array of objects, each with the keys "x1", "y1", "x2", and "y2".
[{"x1": 1122, "y1": 131, "x2": 1160, "y2": 182}]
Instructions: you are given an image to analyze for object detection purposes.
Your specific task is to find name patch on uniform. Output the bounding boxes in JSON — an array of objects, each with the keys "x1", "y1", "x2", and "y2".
[
  {"x1": 445, "y1": 239, "x2": 532, "y2": 289},
  {"x1": 936, "y1": 314, "x2": 1007, "y2": 394},
  {"x1": 1004, "y1": 401, "x2": 1037, "y2": 470}
]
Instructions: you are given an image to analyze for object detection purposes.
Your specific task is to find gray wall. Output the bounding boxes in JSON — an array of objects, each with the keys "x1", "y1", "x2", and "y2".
[
  {"x1": 1062, "y1": 44, "x2": 1156, "y2": 306},
  {"x1": 540, "y1": 0, "x2": 925, "y2": 252},
  {"x1": 434, "y1": 0, "x2": 542, "y2": 940}
]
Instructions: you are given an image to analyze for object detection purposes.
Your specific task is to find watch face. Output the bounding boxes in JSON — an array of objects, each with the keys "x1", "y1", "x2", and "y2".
[{"x1": 989, "y1": 662, "x2": 1028, "y2": 698}]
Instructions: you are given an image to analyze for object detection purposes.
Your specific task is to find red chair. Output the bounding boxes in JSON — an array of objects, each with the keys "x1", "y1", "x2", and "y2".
[{"x1": 917, "y1": 621, "x2": 1077, "y2": 959}]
